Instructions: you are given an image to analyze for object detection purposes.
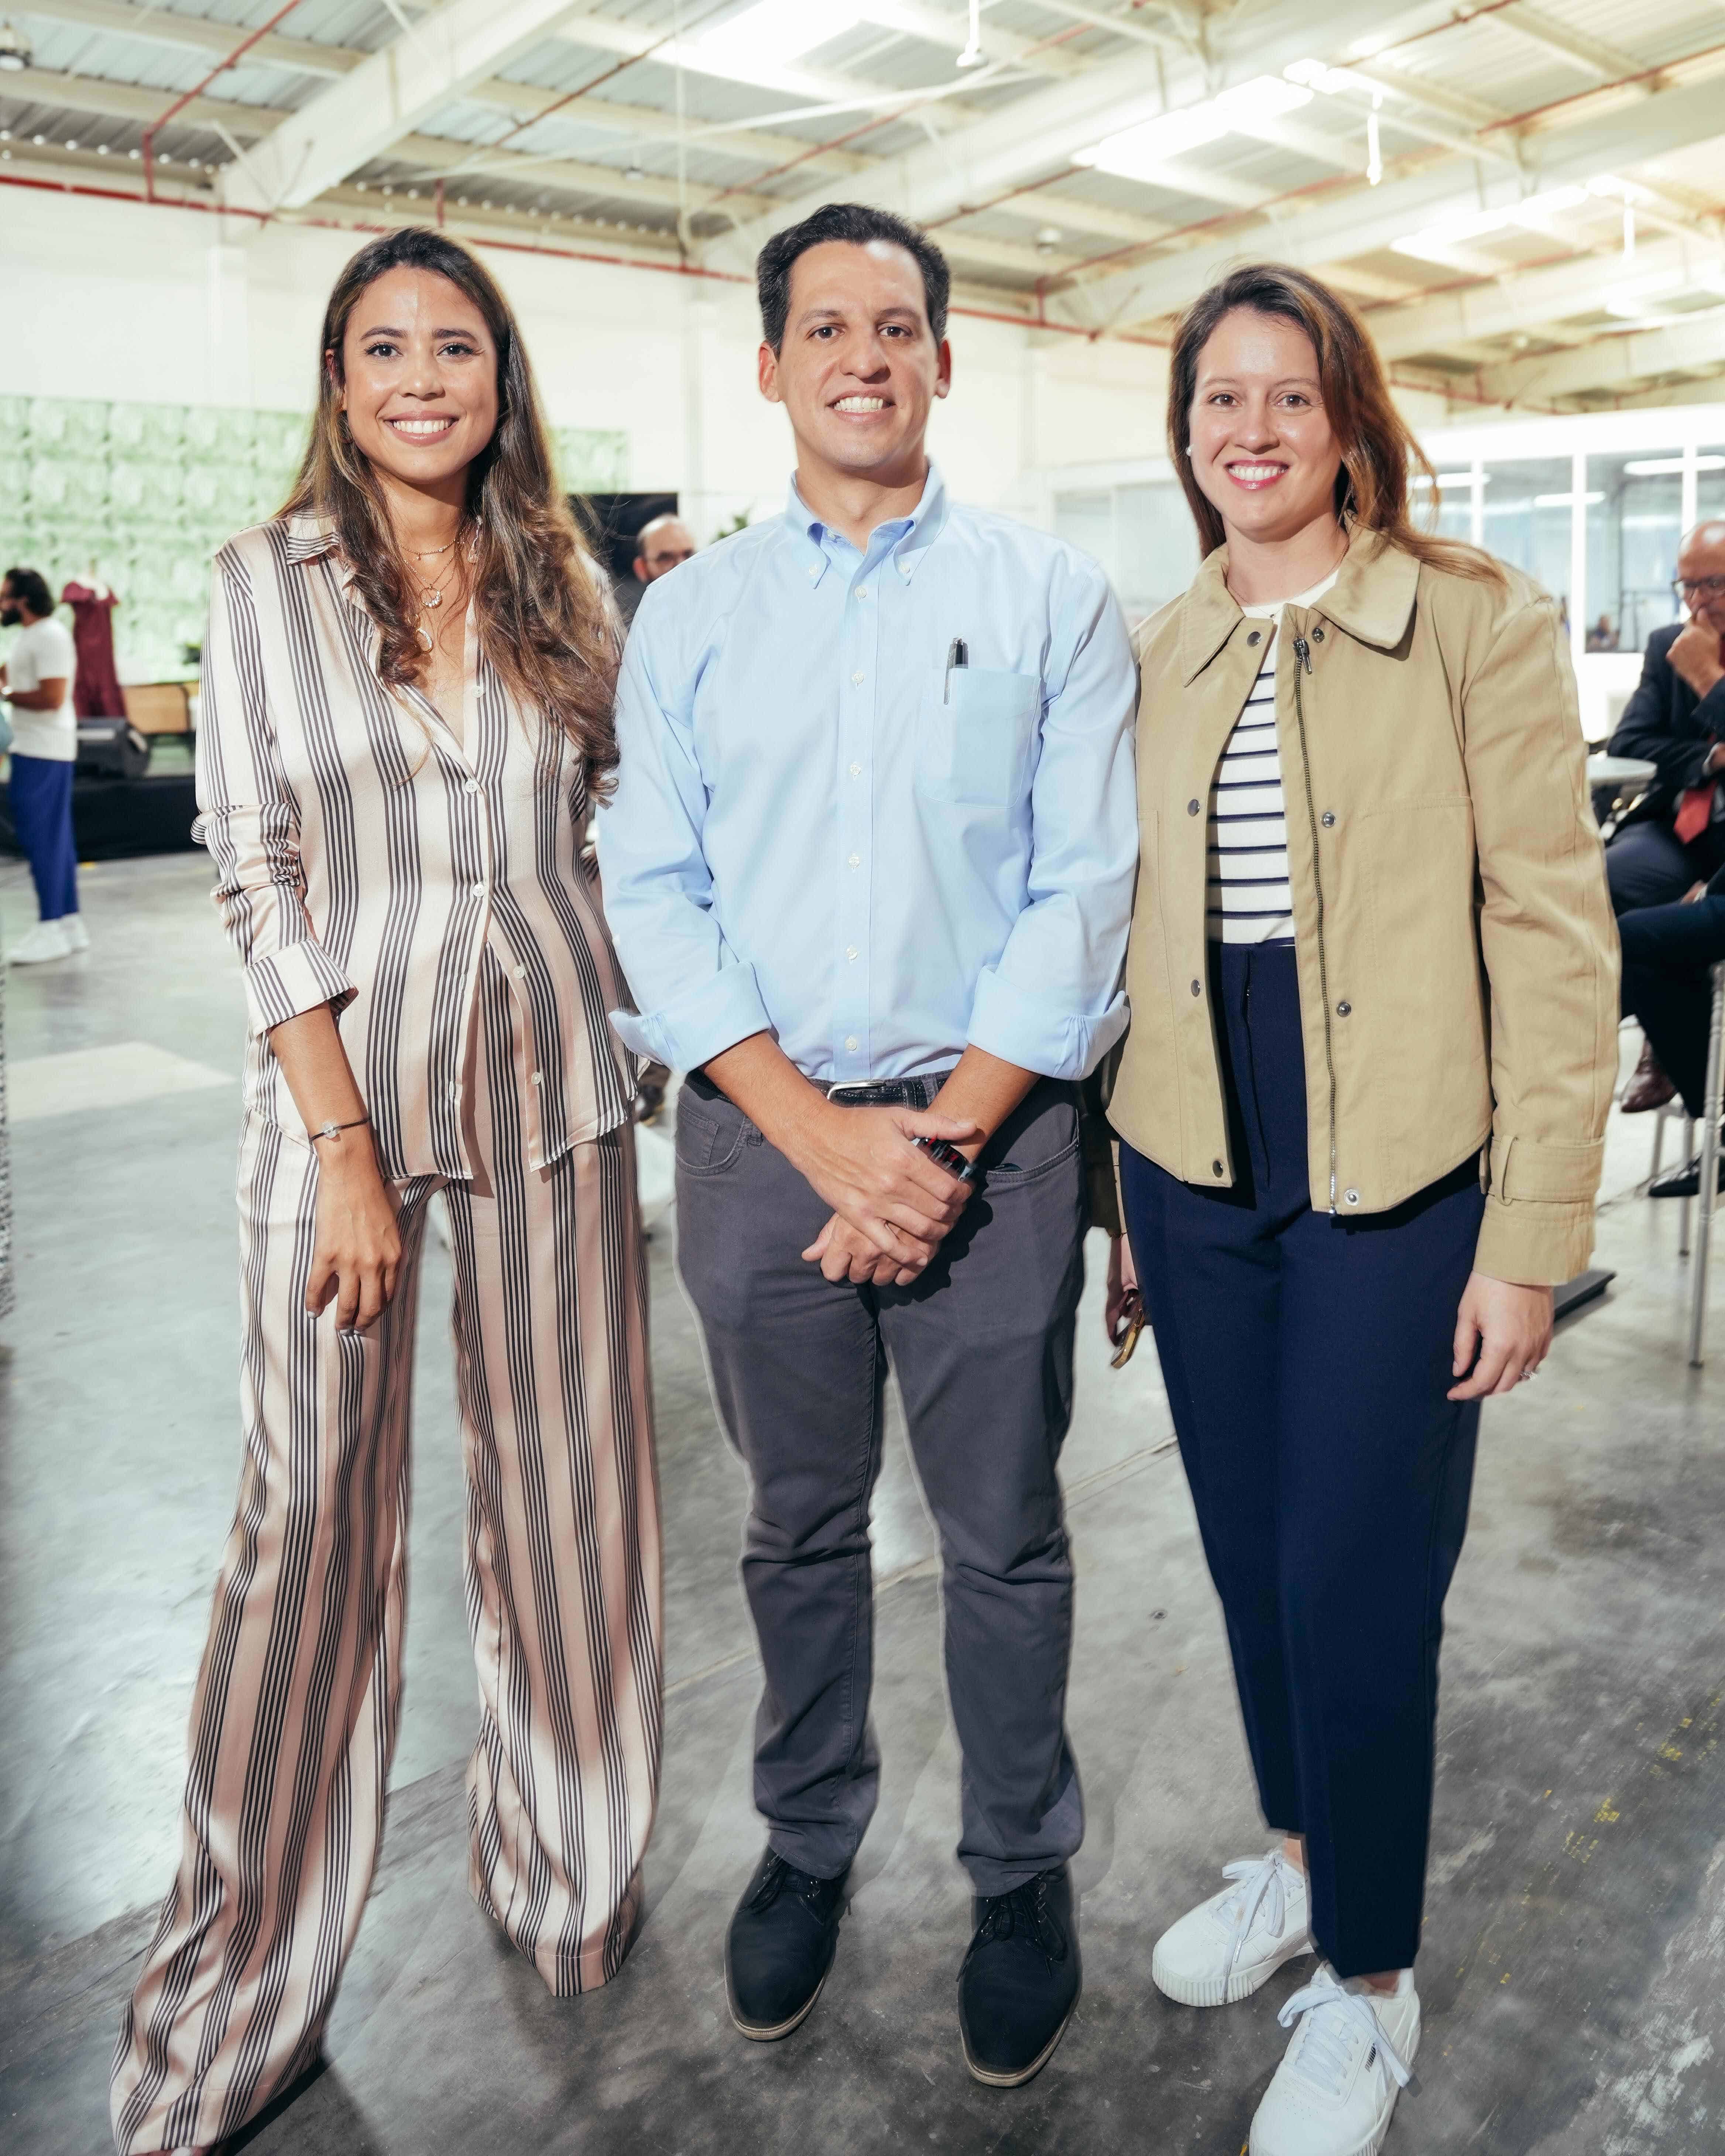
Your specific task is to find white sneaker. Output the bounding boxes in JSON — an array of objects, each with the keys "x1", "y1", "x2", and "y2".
[
  {"x1": 7, "y1": 917, "x2": 72, "y2": 964},
  {"x1": 1250, "y1": 1965, "x2": 1420, "y2": 2156},
  {"x1": 61, "y1": 913, "x2": 89, "y2": 951},
  {"x1": 1151, "y1": 1847, "x2": 1313, "y2": 2006}
]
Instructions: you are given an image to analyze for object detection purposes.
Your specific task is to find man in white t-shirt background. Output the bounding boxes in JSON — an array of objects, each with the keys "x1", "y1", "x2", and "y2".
[{"x1": 1, "y1": 566, "x2": 86, "y2": 964}]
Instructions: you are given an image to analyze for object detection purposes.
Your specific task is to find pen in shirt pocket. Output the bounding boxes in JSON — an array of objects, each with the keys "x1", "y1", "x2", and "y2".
[{"x1": 944, "y1": 636, "x2": 968, "y2": 702}]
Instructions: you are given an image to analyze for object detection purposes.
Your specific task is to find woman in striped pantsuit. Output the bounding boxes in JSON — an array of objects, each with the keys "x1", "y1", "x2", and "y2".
[{"x1": 112, "y1": 229, "x2": 662, "y2": 2156}]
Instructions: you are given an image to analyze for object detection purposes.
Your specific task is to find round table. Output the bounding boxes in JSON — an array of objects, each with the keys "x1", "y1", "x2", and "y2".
[{"x1": 1588, "y1": 753, "x2": 1658, "y2": 789}]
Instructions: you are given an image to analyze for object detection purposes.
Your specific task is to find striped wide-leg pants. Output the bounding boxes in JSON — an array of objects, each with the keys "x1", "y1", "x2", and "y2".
[{"x1": 110, "y1": 967, "x2": 662, "y2": 2155}]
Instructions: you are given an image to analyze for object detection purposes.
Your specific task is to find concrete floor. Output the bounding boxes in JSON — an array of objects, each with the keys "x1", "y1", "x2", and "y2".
[{"x1": 2, "y1": 850, "x2": 1722, "y2": 2156}]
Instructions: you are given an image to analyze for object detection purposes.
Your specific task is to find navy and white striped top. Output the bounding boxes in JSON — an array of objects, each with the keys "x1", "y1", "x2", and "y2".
[{"x1": 1206, "y1": 570, "x2": 1339, "y2": 945}]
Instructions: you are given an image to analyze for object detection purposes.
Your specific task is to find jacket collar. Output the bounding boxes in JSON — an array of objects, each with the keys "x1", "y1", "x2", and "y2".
[{"x1": 1178, "y1": 524, "x2": 1422, "y2": 684}]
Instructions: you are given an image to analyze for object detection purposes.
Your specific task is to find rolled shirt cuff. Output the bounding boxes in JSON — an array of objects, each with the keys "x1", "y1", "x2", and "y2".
[
  {"x1": 607, "y1": 960, "x2": 773, "y2": 1074},
  {"x1": 243, "y1": 938, "x2": 357, "y2": 1038},
  {"x1": 967, "y1": 968, "x2": 1129, "y2": 1082}
]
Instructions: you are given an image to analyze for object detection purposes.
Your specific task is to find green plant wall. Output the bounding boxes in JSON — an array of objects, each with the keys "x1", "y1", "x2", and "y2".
[{"x1": 0, "y1": 399, "x2": 630, "y2": 686}]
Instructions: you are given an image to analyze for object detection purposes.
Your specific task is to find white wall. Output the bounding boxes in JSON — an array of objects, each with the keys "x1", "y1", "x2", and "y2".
[{"x1": 3, "y1": 188, "x2": 1161, "y2": 541}]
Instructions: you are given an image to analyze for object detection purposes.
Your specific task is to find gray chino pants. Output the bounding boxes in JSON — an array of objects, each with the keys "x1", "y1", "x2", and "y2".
[{"x1": 674, "y1": 1070, "x2": 1087, "y2": 1896}]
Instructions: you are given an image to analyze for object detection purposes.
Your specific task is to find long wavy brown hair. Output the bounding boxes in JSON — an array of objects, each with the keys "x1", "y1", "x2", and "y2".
[
  {"x1": 1167, "y1": 262, "x2": 1502, "y2": 586},
  {"x1": 283, "y1": 227, "x2": 619, "y2": 783}
]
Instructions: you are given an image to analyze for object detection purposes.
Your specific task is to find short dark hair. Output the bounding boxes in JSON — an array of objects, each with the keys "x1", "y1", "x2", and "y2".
[
  {"x1": 757, "y1": 203, "x2": 950, "y2": 353},
  {"x1": 3, "y1": 567, "x2": 53, "y2": 617}
]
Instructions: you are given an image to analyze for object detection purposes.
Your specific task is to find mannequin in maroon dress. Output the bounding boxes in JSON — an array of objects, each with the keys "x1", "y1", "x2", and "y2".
[{"x1": 61, "y1": 580, "x2": 125, "y2": 718}]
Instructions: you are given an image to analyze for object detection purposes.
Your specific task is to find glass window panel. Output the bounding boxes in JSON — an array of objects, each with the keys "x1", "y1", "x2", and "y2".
[
  {"x1": 1053, "y1": 488, "x2": 1114, "y2": 576},
  {"x1": 1114, "y1": 481, "x2": 1201, "y2": 622},
  {"x1": 1698, "y1": 446, "x2": 1725, "y2": 527},
  {"x1": 1479, "y1": 457, "x2": 1573, "y2": 628},
  {"x1": 1585, "y1": 451, "x2": 1683, "y2": 655}
]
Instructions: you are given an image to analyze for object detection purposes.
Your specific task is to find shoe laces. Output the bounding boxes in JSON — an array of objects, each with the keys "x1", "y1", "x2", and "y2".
[
  {"x1": 1276, "y1": 1969, "x2": 1412, "y2": 2100},
  {"x1": 748, "y1": 1854, "x2": 830, "y2": 1915},
  {"x1": 1216, "y1": 1849, "x2": 1298, "y2": 1993},
  {"x1": 960, "y1": 1872, "x2": 1068, "y2": 1976}
]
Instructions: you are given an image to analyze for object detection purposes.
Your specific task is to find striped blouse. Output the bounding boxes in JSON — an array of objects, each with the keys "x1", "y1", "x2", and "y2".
[
  {"x1": 1206, "y1": 569, "x2": 1339, "y2": 946},
  {"x1": 194, "y1": 514, "x2": 635, "y2": 1181}
]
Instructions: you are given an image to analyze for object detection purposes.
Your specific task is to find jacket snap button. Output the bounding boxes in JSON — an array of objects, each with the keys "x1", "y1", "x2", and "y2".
[
  {"x1": 1344, "y1": 1188, "x2": 1361, "y2": 1206},
  {"x1": 1187, "y1": 798, "x2": 1200, "y2": 816},
  {"x1": 1246, "y1": 629, "x2": 1261, "y2": 646},
  {"x1": 1320, "y1": 810, "x2": 1336, "y2": 828},
  {"x1": 1313, "y1": 626, "x2": 1325, "y2": 642},
  {"x1": 1336, "y1": 1000, "x2": 1351, "y2": 1016},
  {"x1": 1190, "y1": 978, "x2": 1201, "y2": 996},
  {"x1": 1212, "y1": 1159, "x2": 1224, "y2": 1177}
]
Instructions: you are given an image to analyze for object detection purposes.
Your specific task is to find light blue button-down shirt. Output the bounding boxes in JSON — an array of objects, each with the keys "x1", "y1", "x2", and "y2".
[{"x1": 597, "y1": 464, "x2": 1138, "y2": 1085}]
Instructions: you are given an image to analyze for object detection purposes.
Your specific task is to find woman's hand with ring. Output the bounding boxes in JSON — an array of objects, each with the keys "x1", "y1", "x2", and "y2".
[{"x1": 1449, "y1": 1272, "x2": 1554, "y2": 1400}]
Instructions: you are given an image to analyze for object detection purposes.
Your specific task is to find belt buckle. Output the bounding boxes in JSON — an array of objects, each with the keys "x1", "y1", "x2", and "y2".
[{"x1": 827, "y1": 1078, "x2": 887, "y2": 1104}]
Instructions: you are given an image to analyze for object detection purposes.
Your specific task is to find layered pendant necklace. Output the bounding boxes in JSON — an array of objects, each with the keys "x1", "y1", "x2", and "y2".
[{"x1": 408, "y1": 529, "x2": 467, "y2": 652}]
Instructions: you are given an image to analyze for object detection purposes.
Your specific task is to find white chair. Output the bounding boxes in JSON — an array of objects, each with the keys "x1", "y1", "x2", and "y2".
[
  {"x1": 1688, "y1": 964, "x2": 1725, "y2": 1367},
  {"x1": 1650, "y1": 1097, "x2": 1697, "y2": 1255}
]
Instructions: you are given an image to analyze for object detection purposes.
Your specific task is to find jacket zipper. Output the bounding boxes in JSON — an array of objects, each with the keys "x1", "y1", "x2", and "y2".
[{"x1": 1290, "y1": 629, "x2": 1340, "y2": 1213}]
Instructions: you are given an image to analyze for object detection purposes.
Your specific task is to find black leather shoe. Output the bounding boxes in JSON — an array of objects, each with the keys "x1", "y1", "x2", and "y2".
[
  {"x1": 725, "y1": 1850, "x2": 848, "y2": 2040},
  {"x1": 958, "y1": 1865, "x2": 1081, "y2": 2087},
  {"x1": 1650, "y1": 1149, "x2": 1725, "y2": 1198}
]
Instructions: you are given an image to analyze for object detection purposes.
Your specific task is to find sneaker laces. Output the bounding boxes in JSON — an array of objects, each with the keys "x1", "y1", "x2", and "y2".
[
  {"x1": 1276, "y1": 1970, "x2": 1413, "y2": 2100},
  {"x1": 960, "y1": 1873, "x2": 1068, "y2": 1977},
  {"x1": 1216, "y1": 1850, "x2": 1298, "y2": 1993}
]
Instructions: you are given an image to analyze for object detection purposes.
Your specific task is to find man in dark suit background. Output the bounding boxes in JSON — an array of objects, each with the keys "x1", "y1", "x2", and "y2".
[{"x1": 1605, "y1": 519, "x2": 1725, "y2": 1110}]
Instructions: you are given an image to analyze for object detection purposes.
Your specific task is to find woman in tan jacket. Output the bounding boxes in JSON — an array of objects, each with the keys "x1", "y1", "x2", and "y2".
[{"x1": 1106, "y1": 264, "x2": 1616, "y2": 2156}]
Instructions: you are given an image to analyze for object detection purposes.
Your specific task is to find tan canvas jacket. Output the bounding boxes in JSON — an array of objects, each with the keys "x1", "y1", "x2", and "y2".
[{"x1": 1108, "y1": 526, "x2": 1619, "y2": 1286}]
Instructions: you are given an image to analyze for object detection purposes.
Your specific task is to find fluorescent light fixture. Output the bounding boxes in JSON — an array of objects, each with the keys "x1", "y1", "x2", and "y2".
[
  {"x1": 1533, "y1": 492, "x2": 1605, "y2": 507},
  {"x1": 1074, "y1": 75, "x2": 1313, "y2": 183},
  {"x1": 1699, "y1": 457, "x2": 1725, "y2": 473},
  {"x1": 1392, "y1": 185, "x2": 1594, "y2": 261},
  {"x1": 1622, "y1": 457, "x2": 1686, "y2": 477},
  {"x1": 697, "y1": 0, "x2": 861, "y2": 70},
  {"x1": 1412, "y1": 471, "x2": 1477, "y2": 489}
]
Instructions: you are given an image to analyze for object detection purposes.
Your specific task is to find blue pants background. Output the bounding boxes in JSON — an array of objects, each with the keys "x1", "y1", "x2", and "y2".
[
  {"x1": 1619, "y1": 893, "x2": 1725, "y2": 1119},
  {"x1": 1121, "y1": 941, "x2": 1484, "y2": 1978},
  {"x1": 7, "y1": 753, "x2": 78, "y2": 921}
]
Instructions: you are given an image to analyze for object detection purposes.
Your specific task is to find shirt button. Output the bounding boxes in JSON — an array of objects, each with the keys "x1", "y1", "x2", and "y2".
[
  {"x1": 849, "y1": 762, "x2": 862, "y2": 778},
  {"x1": 1187, "y1": 799, "x2": 1200, "y2": 816},
  {"x1": 1321, "y1": 810, "x2": 1336, "y2": 828},
  {"x1": 464, "y1": 779, "x2": 481, "y2": 794},
  {"x1": 845, "y1": 1035, "x2": 859, "y2": 1052},
  {"x1": 1344, "y1": 1187, "x2": 1361, "y2": 1206},
  {"x1": 1190, "y1": 978, "x2": 1201, "y2": 997},
  {"x1": 848, "y1": 852, "x2": 861, "y2": 868},
  {"x1": 532, "y1": 1070, "x2": 544, "y2": 1087},
  {"x1": 855, "y1": 585, "x2": 870, "y2": 600},
  {"x1": 1336, "y1": 1000, "x2": 1351, "y2": 1016},
  {"x1": 471, "y1": 881, "x2": 486, "y2": 899},
  {"x1": 846, "y1": 945, "x2": 859, "y2": 961},
  {"x1": 851, "y1": 670, "x2": 865, "y2": 686}
]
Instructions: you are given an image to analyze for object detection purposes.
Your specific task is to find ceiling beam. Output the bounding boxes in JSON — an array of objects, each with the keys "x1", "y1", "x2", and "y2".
[
  {"x1": 1474, "y1": 310, "x2": 1725, "y2": 402},
  {"x1": 457, "y1": 83, "x2": 874, "y2": 180},
  {"x1": 0, "y1": 64, "x2": 271, "y2": 140},
  {"x1": 696, "y1": 0, "x2": 1427, "y2": 273},
  {"x1": 224, "y1": 0, "x2": 604, "y2": 213},
  {"x1": 1054, "y1": 69, "x2": 1725, "y2": 328},
  {"x1": 23, "y1": 0, "x2": 364, "y2": 79},
  {"x1": 1491, "y1": 4, "x2": 1647, "y2": 83},
  {"x1": 1368, "y1": 232, "x2": 1724, "y2": 361}
]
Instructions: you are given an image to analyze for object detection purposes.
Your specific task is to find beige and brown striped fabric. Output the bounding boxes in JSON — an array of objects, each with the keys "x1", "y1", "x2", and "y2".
[
  {"x1": 112, "y1": 952, "x2": 661, "y2": 2154},
  {"x1": 194, "y1": 513, "x2": 638, "y2": 1182}
]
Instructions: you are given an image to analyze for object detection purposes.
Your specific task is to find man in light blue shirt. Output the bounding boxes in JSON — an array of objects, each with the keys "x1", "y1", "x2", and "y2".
[{"x1": 599, "y1": 203, "x2": 1136, "y2": 2086}]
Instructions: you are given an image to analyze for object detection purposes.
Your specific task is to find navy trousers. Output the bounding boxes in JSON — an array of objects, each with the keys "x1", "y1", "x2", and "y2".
[
  {"x1": 1121, "y1": 942, "x2": 1484, "y2": 1978},
  {"x1": 1619, "y1": 894, "x2": 1725, "y2": 1120},
  {"x1": 7, "y1": 753, "x2": 79, "y2": 921}
]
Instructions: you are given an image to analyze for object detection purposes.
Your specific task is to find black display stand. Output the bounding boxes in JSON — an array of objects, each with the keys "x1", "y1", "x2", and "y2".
[
  {"x1": 1554, "y1": 1267, "x2": 1614, "y2": 1321},
  {"x1": 0, "y1": 765, "x2": 198, "y2": 862}
]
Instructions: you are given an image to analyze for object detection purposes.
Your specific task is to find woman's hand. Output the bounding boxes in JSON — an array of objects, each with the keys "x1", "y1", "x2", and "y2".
[
  {"x1": 306, "y1": 1135, "x2": 402, "y2": 1332},
  {"x1": 1106, "y1": 1232, "x2": 1140, "y2": 1345},
  {"x1": 1449, "y1": 1271, "x2": 1554, "y2": 1400}
]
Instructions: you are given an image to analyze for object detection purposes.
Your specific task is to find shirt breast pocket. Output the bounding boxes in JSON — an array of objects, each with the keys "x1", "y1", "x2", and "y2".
[{"x1": 920, "y1": 668, "x2": 1042, "y2": 807}]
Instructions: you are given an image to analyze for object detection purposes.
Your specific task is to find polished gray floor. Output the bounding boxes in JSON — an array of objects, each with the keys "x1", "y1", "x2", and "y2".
[{"x1": 2, "y1": 852, "x2": 1722, "y2": 2156}]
